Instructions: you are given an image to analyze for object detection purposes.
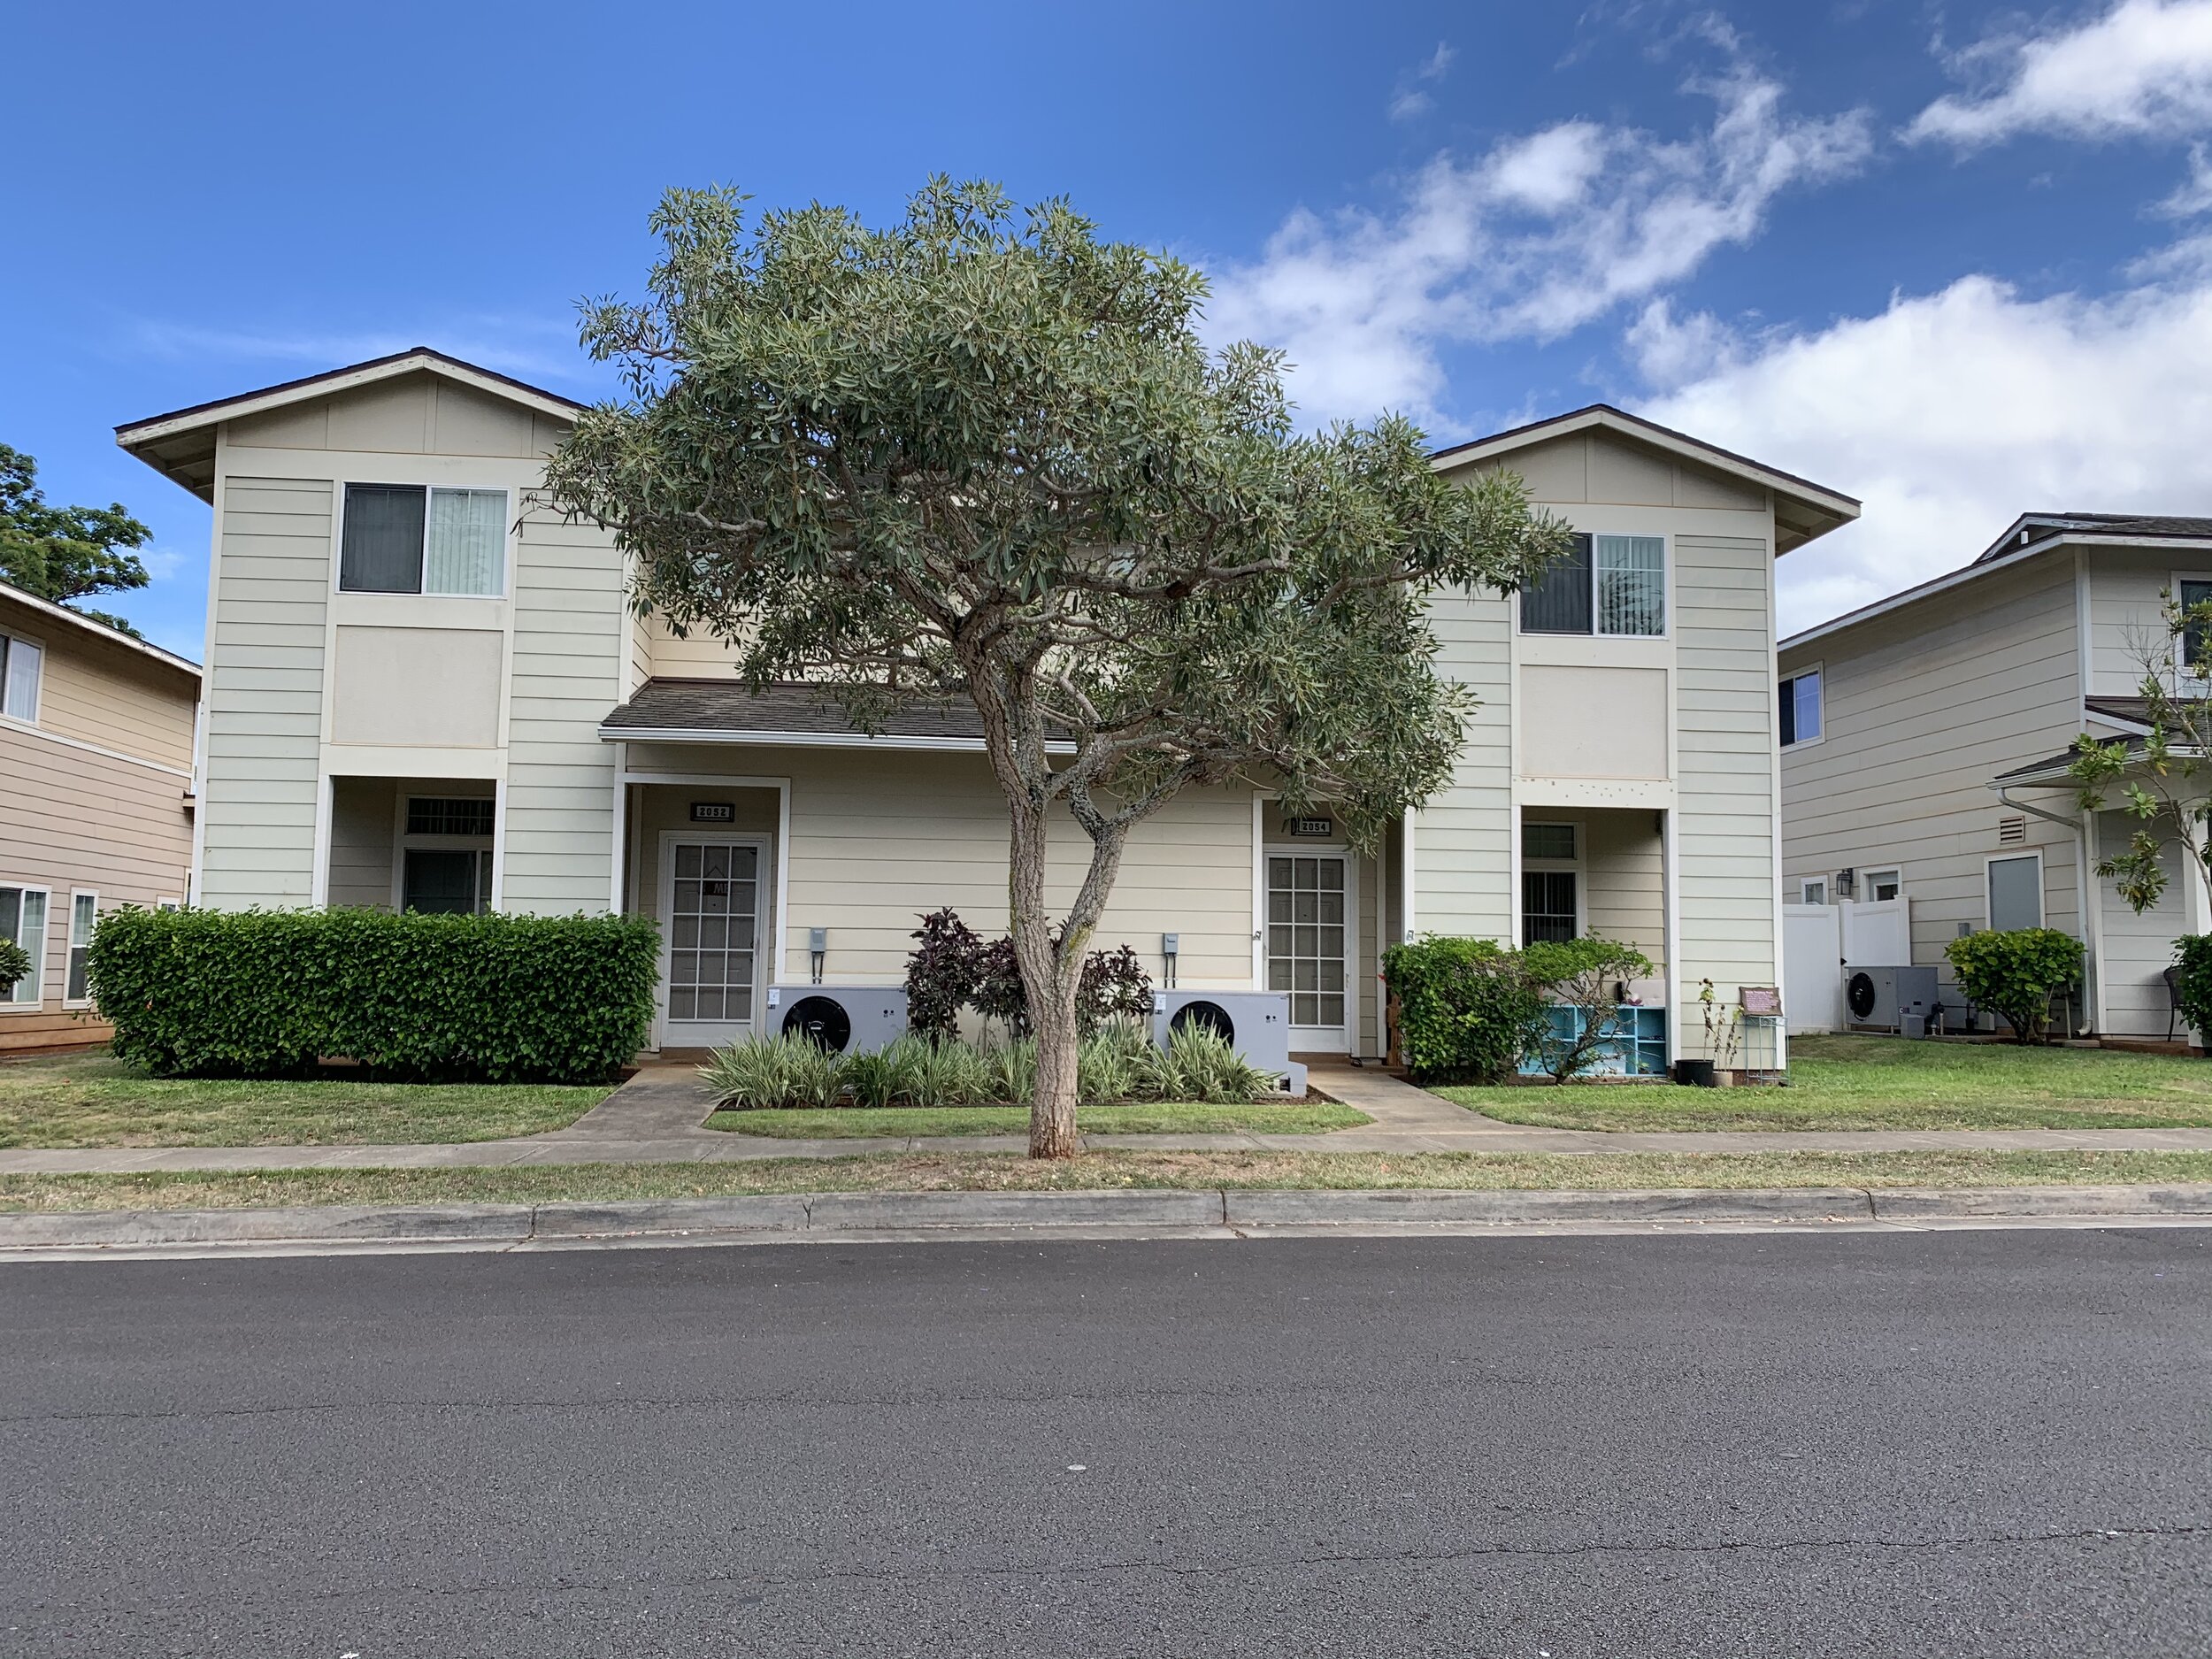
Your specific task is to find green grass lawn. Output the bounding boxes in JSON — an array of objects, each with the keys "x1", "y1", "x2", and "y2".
[
  {"x1": 3, "y1": 1148, "x2": 2208, "y2": 1212},
  {"x1": 703, "y1": 1100, "x2": 1371, "y2": 1138},
  {"x1": 1436, "y1": 1033, "x2": 2212, "y2": 1131},
  {"x1": 0, "y1": 1051, "x2": 613, "y2": 1148}
]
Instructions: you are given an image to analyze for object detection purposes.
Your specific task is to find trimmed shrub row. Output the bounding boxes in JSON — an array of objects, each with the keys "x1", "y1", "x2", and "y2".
[{"x1": 88, "y1": 907, "x2": 660, "y2": 1082}]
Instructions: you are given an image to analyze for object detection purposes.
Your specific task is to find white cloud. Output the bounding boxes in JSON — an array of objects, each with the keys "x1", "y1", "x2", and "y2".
[
  {"x1": 1910, "y1": 0, "x2": 2212, "y2": 147},
  {"x1": 1634, "y1": 269, "x2": 2212, "y2": 635},
  {"x1": 1388, "y1": 42, "x2": 1455, "y2": 122},
  {"x1": 1207, "y1": 59, "x2": 1871, "y2": 427}
]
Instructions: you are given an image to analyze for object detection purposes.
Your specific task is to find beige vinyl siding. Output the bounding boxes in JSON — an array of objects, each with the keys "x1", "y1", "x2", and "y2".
[
  {"x1": 1413, "y1": 588, "x2": 1516, "y2": 941},
  {"x1": 0, "y1": 727, "x2": 195, "y2": 1053},
  {"x1": 1583, "y1": 810, "x2": 1667, "y2": 972},
  {"x1": 199, "y1": 475, "x2": 332, "y2": 909},
  {"x1": 2095, "y1": 811, "x2": 2185, "y2": 1037},
  {"x1": 2086, "y1": 547, "x2": 2203, "y2": 697},
  {"x1": 19, "y1": 639, "x2": 196, "y2": 768},
  {"x1": 326, "y1": 777, "x2": 397, "y2": 909},
  {"x1": 499, "y1": 500, "x2": 624, "y2": 913},
  {"x1": 1674, "y1": 534, "x2": 1778, "y2": 1063},
  {"x1": 1465, "y1": 430, "x2": 1769, "y2": 513},
  {"x1": 224, "y1": 371, "x2": 564, "y2": 460},
  {"x1": 1781, "y1": 558, "x2": 2083, "y2": 992},
  {"x1": 619, "y1": 749, "x2": 1255, "y2": 987}
]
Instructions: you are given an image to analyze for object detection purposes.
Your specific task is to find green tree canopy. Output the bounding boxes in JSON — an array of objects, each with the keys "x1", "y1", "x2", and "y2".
[
  {"x1": 547, "y1": 178, "x2": 1569, "y2": 1156},
  {"x1": 0, "y1": 443, "x2": 153, "y2": 636}
]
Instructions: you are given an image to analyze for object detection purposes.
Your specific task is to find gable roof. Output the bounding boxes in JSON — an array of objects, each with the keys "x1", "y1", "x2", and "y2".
[
  {"x1": 1784, "y1": 513, "x2": 2212, "y2": 655},
  {"x1": 600, "y1": 678, "x2": 1074, "y2": 753},
  {"x1": 1974, "y1": 511, "x2": 2212, "y2": 565},
  {"x1": 1430, "y1": 403, "x2": 1862, "y2": 555},
  {"x1": 114, "y1": 348, "x2": 587, "y2": 502},
  {"x1": 0, "y1": 580, "x2": 200, "y2": 681}
]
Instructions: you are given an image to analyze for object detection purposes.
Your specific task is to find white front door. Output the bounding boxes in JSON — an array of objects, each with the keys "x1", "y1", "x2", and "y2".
[
  {"x1": 659, "y1": 836, "x2": 764, "y2": 1049},
  {"x1": 1265, "y1": 851, "x2": 1353, "y2": 1052}
]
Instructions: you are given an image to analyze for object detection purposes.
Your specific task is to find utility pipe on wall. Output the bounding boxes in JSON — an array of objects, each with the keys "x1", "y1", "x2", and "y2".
[{"x1": 1993, "y1": 784, "x2": 2098, "y2": 1038}]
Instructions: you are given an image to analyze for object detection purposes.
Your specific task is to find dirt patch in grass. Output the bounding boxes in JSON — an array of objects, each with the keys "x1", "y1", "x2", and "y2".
[
  {"x1": 703, "y1": 1101, "x2": 1370, "y2": 1138},
  {"x1": 0, "y1": 1052, "x2": 611, "y2": 1148},
  {"x1": 1438, "y1": 1033, "x2": 2212, "y2": 1131},
  {"x1": 5, "y1": 1148, "x2": 2211, "y2": 1213}
]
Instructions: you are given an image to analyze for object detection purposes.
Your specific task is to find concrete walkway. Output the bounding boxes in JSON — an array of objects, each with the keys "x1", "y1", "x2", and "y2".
[{"x1": 9, "y1": 1059, "x2": 2212, "y2": 1176}]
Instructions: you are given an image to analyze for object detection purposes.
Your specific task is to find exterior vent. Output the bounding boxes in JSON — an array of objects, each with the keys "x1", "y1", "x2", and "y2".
[{"x1": 1997, "y1": 814, "x2": 2027, "y2": 845}]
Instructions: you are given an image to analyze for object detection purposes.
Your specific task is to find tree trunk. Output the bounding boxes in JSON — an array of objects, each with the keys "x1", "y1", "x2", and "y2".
[{"x1": 1005, "y1": 795, "x2": 1083, "y2": 1157}]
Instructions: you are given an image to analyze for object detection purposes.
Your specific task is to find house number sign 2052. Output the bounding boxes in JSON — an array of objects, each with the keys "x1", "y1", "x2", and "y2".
[{"x1": 690, "y1": 802, "x2": 736, "y2": 823}]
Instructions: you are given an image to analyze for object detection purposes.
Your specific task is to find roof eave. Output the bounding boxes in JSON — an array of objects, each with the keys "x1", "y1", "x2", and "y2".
[
  {"x1": 601, "y1": 724, "x2": 1075, "y2": 755},
  {"x1": 1429, "y1": 403, "x2": 1862, "y2": 553},
  {"x1": 0, "y1": 580, "x2": 202, "y2": 680}
]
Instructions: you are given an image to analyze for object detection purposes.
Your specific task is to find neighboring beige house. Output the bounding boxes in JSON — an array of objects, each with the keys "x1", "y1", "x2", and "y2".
[
  {"x1": 0, "y1": 580, "x2": 200, "y2": 1053},
  {"x1": 1780, "y1": 511, "x2": 2212, "y2": 1041},
  {"x1": 119, "y1": 350, "x2": 1856, "y2": 1067}
]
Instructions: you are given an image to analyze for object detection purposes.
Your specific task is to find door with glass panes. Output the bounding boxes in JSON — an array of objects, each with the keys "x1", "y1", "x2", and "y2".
[
  {"x1": 657, "y1": 835, "x2": 764, "y2": 1048},
  {"x1": 1265, "y1": 851, "x2": 1355, "y2": 1051}
]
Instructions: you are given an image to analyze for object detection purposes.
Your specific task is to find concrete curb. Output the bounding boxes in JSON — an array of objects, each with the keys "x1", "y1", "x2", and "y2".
[{"x1": 4, "y1": 1183, "x2": 2212, "y2": 1254}]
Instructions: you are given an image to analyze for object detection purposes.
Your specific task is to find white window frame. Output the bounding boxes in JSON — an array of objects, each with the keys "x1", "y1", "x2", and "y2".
[
  {"x1": 2171, "y1": 571, "x2": 2212, "y2": 685},
  {"x1": 1522, "y1": 821, "x2": 1586, "y2": 942},
  {"x1": 1517, "y1": 532, "x2": 1671, "y2": 640},
  {"x1": 0, "y1": 882, "x2": 50, "y2": 1010},
  {"x1": 390, "y1": 793, "x2": 498, "y2": 914},
  {"x1": 1779, "y1": 662, "x2": 1824, "y2": 749},
  {"x1": 335, "y1": 483, "x2": 511, "y2": 600},
  {"x1": 1985, "y1": 849, "x2": 2045, "y2": 933},
  {"x1": 1862, "y1": 868, "x2": 1903, "y2": 903},
  {"x1": 1798, "y1": 879, "x2": 1827, "y2": 905},
  {"x1": 0, "y1": 624, "x2": 44, "y2": 725},
  {"x1": 63, "y1": 889, "x2": 96, "y2": 1008}
]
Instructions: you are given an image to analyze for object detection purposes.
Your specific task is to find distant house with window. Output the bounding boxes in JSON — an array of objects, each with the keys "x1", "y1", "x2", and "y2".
[
  {"x1": 1779, "y1": 512, "x2": 2212, "y2": 1040},
  {"x1": 1, "y1": 580, "x2": 200, "y2": 1052},
  {"x1": 118, "y1": 354, "x2": 1855, "y2": 1067}
]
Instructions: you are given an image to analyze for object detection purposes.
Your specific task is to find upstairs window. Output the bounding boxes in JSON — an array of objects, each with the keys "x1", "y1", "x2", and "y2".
[
  {"x1": 1779, "y1": 668, "x2": 1823, "y2": 747},
  {"x1": 2179, "y1": 578, "x2": 2212, "y2": 675},
  {"x1": 1520, "y1": 534, "x2": 1665, "y2": 636},
  {"x1": 340, "y1": 485, "x2": 507, "y2": 596},
  {"x1": 0, "y1": 631, "x2": 41, "y2": 721}
]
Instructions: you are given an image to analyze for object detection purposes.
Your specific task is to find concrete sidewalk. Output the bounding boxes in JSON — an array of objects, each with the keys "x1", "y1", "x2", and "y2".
[{"x1": 9, "y1": 1060, "x2": 2212, "y2": 1177}]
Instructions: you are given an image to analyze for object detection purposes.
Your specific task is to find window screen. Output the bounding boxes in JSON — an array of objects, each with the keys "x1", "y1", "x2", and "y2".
[
  {"x1": 1, "y1": 634, "x2": 41, "y2": 720},
  {"x1": 1520, "y1": 534, "x2": 1593, "y2": 634},
  {"x1": 406, "y1": 797, "x2": 496, "y2": 837},
  {"x1": 403, "y1": 849, "x2": 492, "y2": 914},
  {"x1": 1524, "y1": 823, "x2": 1577, "y2": 861},
  {"x1": 0, "y1": 887, "x2": 45, "y2": 1003},
  {"x1": 1987, "y1": 855, "x2": 2042, "y2": 933},
  {"x1": 426, "y1": 488, "x2": 506, "y2": 595},
  {"x1": 1780, "y1": 670, "x2": 1822, "y2": 746},
  {"x1": 66, "y1": 893, "x2": 94, "y2": 1001},
  {"x1": 341, "y1": 485, "x2": 427, "y2": 593},
  {"x1": 1594, "y1": 535, "x2": 1665, "y2": 635},
  {"x1": 2181, "y1": 580, "x2": 2212, "y2": 676},
  {"x1": 1523, "y1": 871, "x2": 1578, "y2": 942}
]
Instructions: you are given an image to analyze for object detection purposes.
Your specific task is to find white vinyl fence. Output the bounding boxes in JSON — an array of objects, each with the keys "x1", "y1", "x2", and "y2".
[{"x1": 1782, "y1": 898, "x2": 1915, "y2": 1035}]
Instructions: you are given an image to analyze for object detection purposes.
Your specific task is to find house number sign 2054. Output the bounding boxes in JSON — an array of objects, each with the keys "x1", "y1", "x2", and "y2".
[{"x1": 1286, "y1": 818, "x2": 1334, "y2": 838}]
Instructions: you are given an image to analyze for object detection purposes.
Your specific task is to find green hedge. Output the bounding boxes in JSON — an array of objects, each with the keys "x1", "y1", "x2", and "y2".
[
  {"x1": 87, "y1": 907, "x2": 661, "y2": 1082},
  {"x1": 1380, "y1": 935, "x2": 1549, "y2": 1084},
  {"x1": 2171, "y1": 935, "x2": 2212, "y2": 1044},
  {"x1": 1942, "y1": 926, "x2": 2083, "y2": 1046}
]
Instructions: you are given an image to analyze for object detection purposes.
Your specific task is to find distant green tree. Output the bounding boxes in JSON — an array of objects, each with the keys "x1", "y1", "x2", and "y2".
[{"x1": 0, "y1": 444, "x2": 153, "y2": 636}]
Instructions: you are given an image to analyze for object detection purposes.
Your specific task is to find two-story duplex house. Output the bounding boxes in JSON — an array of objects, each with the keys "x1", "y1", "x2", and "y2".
[
  {"x1": 1779, "y1": 512, "x2": 2212, "y2": 1041},
  {"x1": 1, "y1": 580, "x2": 200, "y2": 1052},
  {"x1": 118, "y1": 350, "x2": 1856, "y2": 1068}
]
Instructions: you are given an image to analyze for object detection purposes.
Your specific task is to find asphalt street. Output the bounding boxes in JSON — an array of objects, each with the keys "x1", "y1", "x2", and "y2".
[{"x1": 3, "y1": 1228, "x2": 2208, "y2": 1656}]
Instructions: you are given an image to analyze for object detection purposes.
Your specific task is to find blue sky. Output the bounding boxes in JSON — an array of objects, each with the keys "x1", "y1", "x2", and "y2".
[{"x1": 10, "y1": 0, "x2": 2212, "y2": 657}]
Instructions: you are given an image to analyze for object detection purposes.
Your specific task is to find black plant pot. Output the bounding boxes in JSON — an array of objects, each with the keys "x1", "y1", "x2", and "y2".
[{"x1": 1673, "y1": 1059, "x2": 1717, "y2": 1088}]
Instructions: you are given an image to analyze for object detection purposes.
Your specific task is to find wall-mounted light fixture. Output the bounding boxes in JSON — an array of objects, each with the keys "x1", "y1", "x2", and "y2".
[
  {"x1": 1834, "y1": 868, "x2": 1856, "y2": 898},
  {"x1": 1162, "y1": 932, "x2": 1179, "y2": 989},
  {"x1": 808, "y1": 926, "x2": 827, "y2": 985}
]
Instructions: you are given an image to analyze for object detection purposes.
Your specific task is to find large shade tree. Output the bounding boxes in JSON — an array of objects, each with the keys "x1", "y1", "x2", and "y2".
[
  {"x1": 547, "y1": 179, "x2": 1568, "y2": 1157},
  {"x1": 0, "y1": 443, "x2": 153, "y2": 635}
]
